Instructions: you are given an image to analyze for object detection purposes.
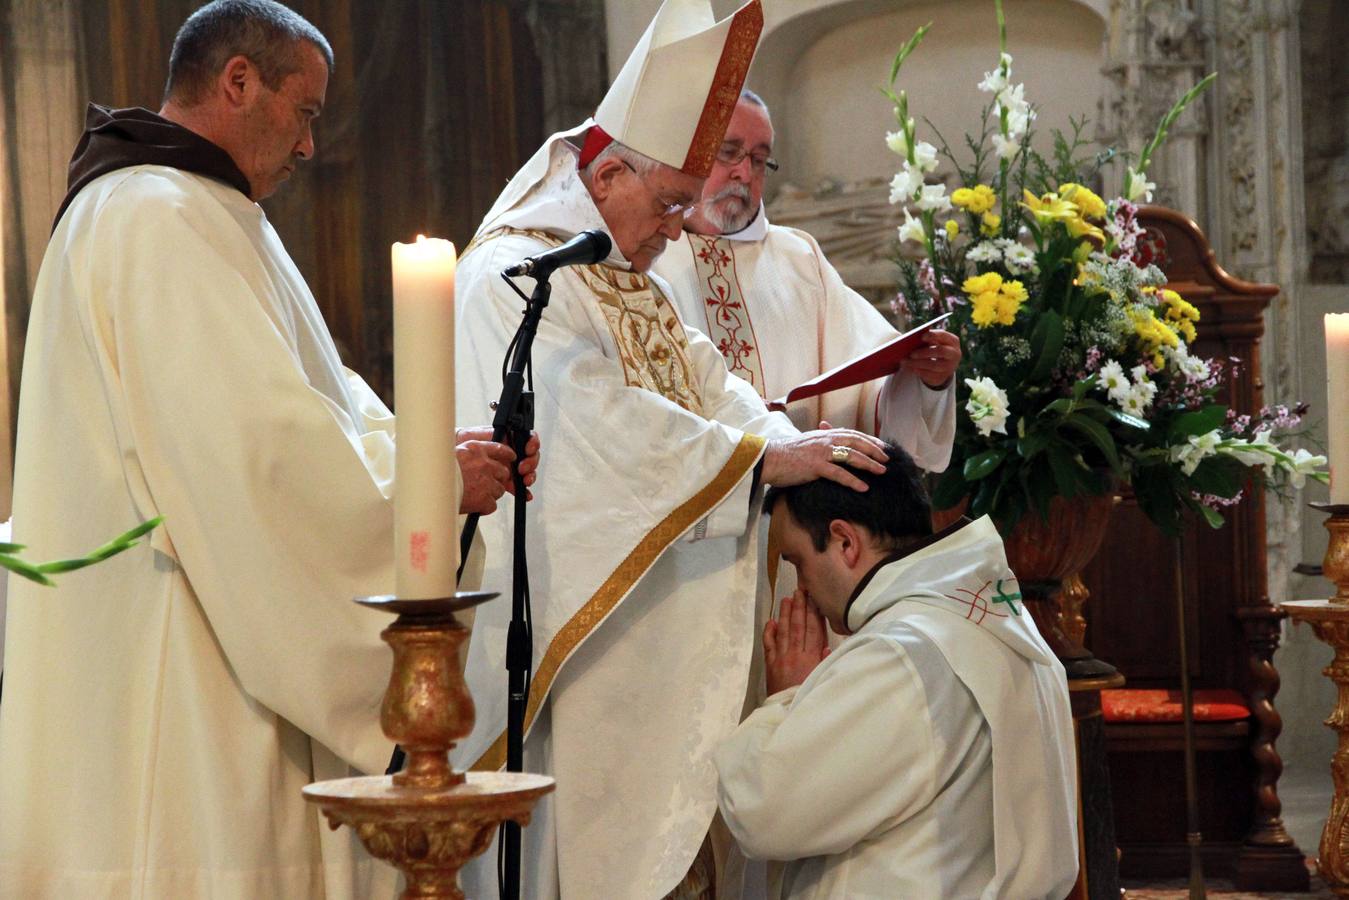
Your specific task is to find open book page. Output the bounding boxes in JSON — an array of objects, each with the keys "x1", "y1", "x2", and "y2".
[{"x1": 767, "y1": 313, "x2": 951, "y2": 411}]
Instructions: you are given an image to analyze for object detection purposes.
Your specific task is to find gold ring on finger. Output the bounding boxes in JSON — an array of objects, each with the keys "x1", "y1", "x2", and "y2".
[{"x1": 830, "y1": 445, "x2": 852, "y2": 463}]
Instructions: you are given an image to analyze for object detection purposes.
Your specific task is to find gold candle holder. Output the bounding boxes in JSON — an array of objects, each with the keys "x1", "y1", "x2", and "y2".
[
  {"x1": 1280, "y1": 503, "x2": 1349, "y2": 895},
  {"x1": 303, "y1": 593, "x2": 553, "y2": 900},
  {"x1": 1320, "y1": 503, "x2": 1349, "y2": 604}
]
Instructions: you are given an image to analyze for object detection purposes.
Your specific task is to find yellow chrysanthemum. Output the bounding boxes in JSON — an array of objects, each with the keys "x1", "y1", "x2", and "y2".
[
  {"x1": 963, "y1": 272, "x2": 1004, "y2": 296},
  {"x1": 1058, "y1": 183, "x2": 1108, "y2": 220},
  {"x1": 945, "y1": 219, "x2": 959, "y2": 241},
  {"x1": 1131, "y1": 310, "x2": 1181, "y2": 367},
  {"x1": 1021, "y1": 189, "x2": 1078, "y2": 223},
  {"x1": 993, "y1": 280, "x2": 1027, "y2": 326},
  {"x1": 971, "y1": 292, "x2": 1001, "y2": 328},
  {"x1": 953, "y1": 184, "x2": 997, "y2": 215},
  {"x1": 980, "y1": 212, "x2": 1001, "y2": 236},
  {"x1": 1000, "y1": 279, "x2": 1028, "y2": 304},
  {"x1": 1158, "y1": 289, "x2": 1200, "y2": 343}
]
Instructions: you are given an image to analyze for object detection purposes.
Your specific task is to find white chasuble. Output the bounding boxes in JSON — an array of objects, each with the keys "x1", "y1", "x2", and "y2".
[
  {"x1": 452, "y1": 128, "x2": 798, "y2": 900},
  {"x1": 715, "y1": 517, "x2": 1079, "y2": 900},
  {"x1": 652, "y1": 214, "x2": 955, "y2": 472},
  {"x1": 0, "y1": 167, "x2": 421, "y2": 900}
]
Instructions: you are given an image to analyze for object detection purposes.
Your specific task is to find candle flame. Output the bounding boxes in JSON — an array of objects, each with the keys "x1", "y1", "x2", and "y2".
[{"x1": 416, "y1": 234, "x2": 427, "y2": 243}]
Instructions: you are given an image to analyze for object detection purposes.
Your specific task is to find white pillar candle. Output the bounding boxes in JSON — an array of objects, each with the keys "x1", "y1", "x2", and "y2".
[
  {"x1": 1328, "y1": 314, "x2": 1349, "y2": 505},
  {"x1": 392, "y1": 235, "x2": 459, "y2": 598}
]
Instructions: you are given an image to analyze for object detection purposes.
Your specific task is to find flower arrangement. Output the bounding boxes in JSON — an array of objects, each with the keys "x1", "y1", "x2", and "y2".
[{"x1": 885, "y1": 1, "x2": 1326, "y2": 535}]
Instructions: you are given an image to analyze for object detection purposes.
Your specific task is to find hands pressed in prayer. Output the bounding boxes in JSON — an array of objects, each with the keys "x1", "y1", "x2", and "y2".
[
  {"x1": 901, "y1": 328, "x2": 962, "y2": 388},
  {"x1": 761, "y1": 423, "x2": 889, "y2": 491},
  {"x1": 455, "y1": 428, "x2": 542, "y2": 515},
  {"x1": 765, "y1": 589, "x2": 831, "y2": 696}
]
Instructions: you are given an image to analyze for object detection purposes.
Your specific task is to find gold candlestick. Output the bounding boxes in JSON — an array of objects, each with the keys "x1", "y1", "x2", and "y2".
[
  {"x1": 1280, "y1": 503, "x2": 1349, "y2": 896},
  {"x1": 303, "y1": 593, "x2": 553, "y2": 900}
]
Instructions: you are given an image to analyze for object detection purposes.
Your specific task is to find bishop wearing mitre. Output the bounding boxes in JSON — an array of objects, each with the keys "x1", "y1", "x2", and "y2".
[{"x1": 450, "y1": 1, "x2": 896, "y2": 898}]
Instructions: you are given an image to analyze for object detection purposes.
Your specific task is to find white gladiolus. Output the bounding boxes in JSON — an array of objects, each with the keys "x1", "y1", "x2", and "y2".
[
  {"x1": 889, "y1": 167, "x2": 924, "y2": 205},
  {"x1": 1285, "y1": 448, "x2": 1329, "y2": 488},
  {"x1": 992, "y1": 134, "x2": 1020, "y2": 159},
  {"x1": 897, "y1": 208, "x2": 927, "y2": 244},
  {"x1": 1170, "y1": 429, "x2": 1221, "y2": 476},
  {"x1": 915, "y1": 183, "x2": 953, "y2": 213},
  {"x1": 886, "y1": 130, "x2": 910, "y2": 157},
  {"x1": 912, "y1": 141, "x2": 940, "y2": 174}
]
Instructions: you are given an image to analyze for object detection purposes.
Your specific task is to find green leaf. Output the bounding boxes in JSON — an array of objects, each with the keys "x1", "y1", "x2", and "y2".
[
  {"x1": 1072, "y1": 375, "x2": 1097, "y2": 401},
  {"x1": 964, "y1": 448, "x2": 1008, "y2": 481},
  {"x1": 931, "y1": 467, "x2": 971, "y2": 511},
  {"x1": 1017, "y1": 428, "x2": 1053, "y2": 460},
  {"x1": 1102, "y1": 408, "x2": 1150, "y2": 431},
  {"x1": 1132, "y1": 463, "x2": 1183, "y2": 536},
  {"x1": 1187, "y1": 456, "x2": 1245, "y2": 498},
  {"x1": 1046, "y1": 444, "x2": 1081, "y2": 498},
  {"x1": 1198, "y1": 504, "x2": 1226, "y2": 529},
  {"x1": 0, "y1": 542, "x2": 26, "y2": 553},
  {"x1": 1062, "y1": 414, "x2": 1124, "y2": 478},
  {"x1": 1026, "y1": 310, "x2": 1065, "y2": 383},
  {"x1": 0, "y1": 554, "x2": 55, "y2": 586},
  {"x1": 889, "y1": 23, "x2": 933, "y2": 88},
  {"x1": 1168, "y1": 404, "x2": 1228, "y2": 441}
]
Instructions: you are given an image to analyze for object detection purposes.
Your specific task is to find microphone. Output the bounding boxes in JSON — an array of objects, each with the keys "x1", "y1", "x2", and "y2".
[{"x1": 503, "y1": 229, "x2": 612, "y2": 279}]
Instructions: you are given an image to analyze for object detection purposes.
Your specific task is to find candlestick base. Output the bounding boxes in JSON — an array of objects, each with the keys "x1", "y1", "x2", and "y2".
[
  {"x1": 1311, "y1": 504, "x2": 1349, "y2": 604},
  {"x1": 303, "y1": 592, "x2": 554, "y2": 899}
]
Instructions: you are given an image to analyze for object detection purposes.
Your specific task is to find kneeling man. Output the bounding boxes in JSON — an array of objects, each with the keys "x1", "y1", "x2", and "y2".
[{"x1": 715, "y1": 448, "x2": 1079, "y2": 899}]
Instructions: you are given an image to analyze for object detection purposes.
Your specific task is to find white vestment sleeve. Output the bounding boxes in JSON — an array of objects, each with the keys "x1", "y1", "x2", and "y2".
[
  {"x1": 714, "y1": 638, "x2": 940, "y2": 860},
  {"x1": 96, "y1": 178, "x2": 398, "y2": 775},
  {"x1": 877, "y1": 372, "x2": 956, "y2": 472}
]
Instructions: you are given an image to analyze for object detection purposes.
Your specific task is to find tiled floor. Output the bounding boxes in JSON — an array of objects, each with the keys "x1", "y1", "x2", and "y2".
[{"x1": 1123, "y1": 764, "x2": 1338, "y2": 898}]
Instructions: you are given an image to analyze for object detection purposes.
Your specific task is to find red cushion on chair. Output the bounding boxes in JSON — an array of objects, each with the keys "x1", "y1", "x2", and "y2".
[{"x1": 1101, "y1": 688, "x2": 1250, "y2": 723}]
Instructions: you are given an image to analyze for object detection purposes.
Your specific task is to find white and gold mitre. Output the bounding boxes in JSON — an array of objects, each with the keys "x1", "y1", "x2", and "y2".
[{"x1": 579, "y1": 0, "x2": 764, "y2": 178}]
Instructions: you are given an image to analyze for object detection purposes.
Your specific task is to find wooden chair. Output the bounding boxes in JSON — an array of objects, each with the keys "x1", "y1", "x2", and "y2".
[{"x1": 1078, "y1": 207, "x2": 1309, "y2": 890}]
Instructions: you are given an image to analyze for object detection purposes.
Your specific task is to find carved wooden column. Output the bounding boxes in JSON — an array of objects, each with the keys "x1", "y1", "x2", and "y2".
[{"x1": 1234, "y1": 605, "x2": 1308, "y2": 890}]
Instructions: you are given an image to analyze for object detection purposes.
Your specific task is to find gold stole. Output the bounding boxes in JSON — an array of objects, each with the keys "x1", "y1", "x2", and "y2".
[{"x1": 466, "y1": 227, "x2": 705, "y2": 414}]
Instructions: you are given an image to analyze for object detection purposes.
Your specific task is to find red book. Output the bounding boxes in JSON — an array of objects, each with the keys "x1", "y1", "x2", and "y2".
[{"x1": 767, "y1": 313, "x2": 951, "y2": 411}]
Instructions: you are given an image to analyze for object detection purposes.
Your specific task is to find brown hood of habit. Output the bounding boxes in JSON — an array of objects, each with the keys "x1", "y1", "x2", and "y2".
[{"x1": 54, "y1": 104, "x2": 252, "y2": 232}]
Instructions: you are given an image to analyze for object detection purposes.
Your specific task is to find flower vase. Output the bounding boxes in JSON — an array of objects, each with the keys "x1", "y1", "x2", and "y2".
[{"x1": 1000, "y1": 492, "x2": 1119, "y2": 679}]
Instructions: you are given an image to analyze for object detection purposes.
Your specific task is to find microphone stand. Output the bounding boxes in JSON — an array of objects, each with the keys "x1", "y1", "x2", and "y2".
[{"x1": 472, "y1": 270, "x2": 550, "y2": 900}]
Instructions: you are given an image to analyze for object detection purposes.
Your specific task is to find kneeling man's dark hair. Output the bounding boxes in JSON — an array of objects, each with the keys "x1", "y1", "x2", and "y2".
[
  {"x1": 766, "y1": 442, "x2": 933, "y2": 553},
  {"x1": 165, "y1": 0, "x2": 333, "y2": 105}
]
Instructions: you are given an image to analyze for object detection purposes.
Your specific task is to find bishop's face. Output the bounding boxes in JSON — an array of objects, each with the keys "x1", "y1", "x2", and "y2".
[
  {"x1": 236, "y1": 42, "x2": 328, "y2": 201},
  {"x1": 683, "y1": 99, "x2": 774, "y2": 236},
  {"x1": 590, "y1": 158, "x2": 703, "y2": 272}
]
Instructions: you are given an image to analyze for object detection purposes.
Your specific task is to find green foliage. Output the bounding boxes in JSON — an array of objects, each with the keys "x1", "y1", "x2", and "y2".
[{"x1": 1, "y1": 517, "x2": 164, "y2": 587}]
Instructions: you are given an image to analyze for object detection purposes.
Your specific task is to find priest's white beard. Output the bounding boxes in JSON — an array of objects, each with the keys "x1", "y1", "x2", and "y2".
[{"x1": 703, "y1": 182, "x2": 754, "y2": 234}]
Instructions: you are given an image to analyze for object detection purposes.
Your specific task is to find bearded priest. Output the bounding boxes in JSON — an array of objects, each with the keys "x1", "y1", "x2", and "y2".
[
  {"x1": 451, "y1": 1, "x2": 897, "y2": 898},
  {"x1": 651, "y1": 90, "x2": 960, "y2": 468}
]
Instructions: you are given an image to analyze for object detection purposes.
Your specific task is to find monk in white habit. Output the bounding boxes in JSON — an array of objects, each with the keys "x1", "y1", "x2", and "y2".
[
  {"x1": 451, "y1": 2, "x2": 898, "y2": 898},
  {"x1": 715, "y1": 446, "x2": 1079, "y2": 899},
  {"x1": 0, "y1": 2, "x2": 533, "y2": 898},
  {"x1": 651, "y1": 91, "x2": 960, "y2": 469}
]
